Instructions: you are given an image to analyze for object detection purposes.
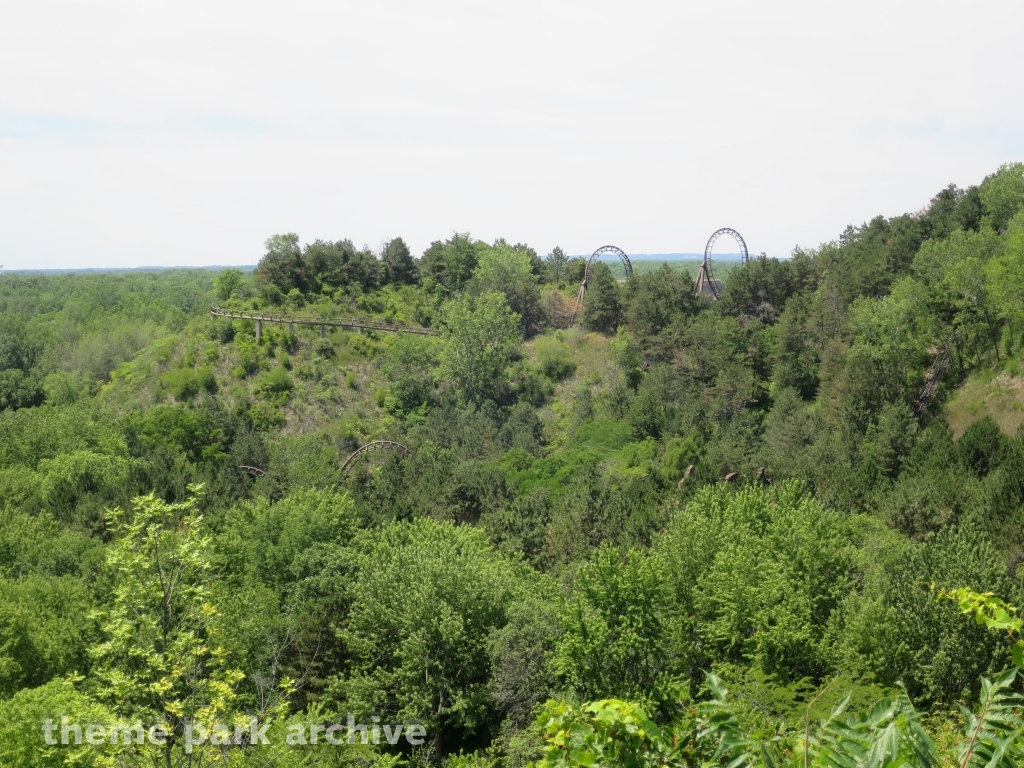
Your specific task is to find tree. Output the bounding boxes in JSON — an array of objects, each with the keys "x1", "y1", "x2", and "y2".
[
  {"x1": 545, "y1": 246, "x2": 569, "y2": 285},
  {"x1": 381, "y1": 335, "x2": 438, "y2": 415},
  {"x1": 0, "y1": 368, "x2": 45, "y2": 412},
  {"x1": 620, "y1": 266, "x2": 701, "y2": 361},
  {"x1": 421, "y1": 233, "x2": 484, "y2": 292},
  {"x1": 438, "y1": 292, "x2": 521, "y2": 402},
  {"x1": 0, "y1": 314, "x2": 45, "y2": 411},
  {"x1": 0, "y1": 315, "x2": 42, "y2": 372},
  {"x1": 581, "y1": 262, "x2": 621, "y2": 334},
  {"x1": 656, "y1": 482, "x2": 857, "y2": 683},
  {"x1": 537, "y1": 586, "x2": 1024, "y2": 768},
  {"x1": 381, "y1": 237, "x2": 419, "y2": 285},
  {"x1": 331, "y1": 518, "x2": 523, "y2": 761},
  {"x1": 843, "y1": 277, "x2": 936, "y2": 410},
  {"x1": 979, "y1": 162, "x2": 1024, "y2": 233},
  {"x1": 772, "y1": 294, "x2": 819, "y2": 399},
  {"x1": 985, "y1": 210, "x2": 1024, "y2": 343},
  {"x1": 471, "y1": 243, "x2": 542, "y2": 334},
  {"x1": 0, "y1": 574, "x2": 94, "y2": 697},
  {"x1": 302, "y1": 239, "x2": 379, "y2": 294},
  {"x1": 716, "y1": 253, "x2": 811, "y2": 322},
  {"x1": 0, "y1": 678, "x2": 111, "y2": 768},
  {"x1": 555, "y1": 546, "x2": 675, "y2": 715},
  {"x1": 256, "y1": 233, "x2": 305, "y2": 293},
  {"x1": 87, "y1": 491, "x2": 247, "y2": 766},
  {"x1": 212, "y1": 268, "x2": 244, "y2": 301}
]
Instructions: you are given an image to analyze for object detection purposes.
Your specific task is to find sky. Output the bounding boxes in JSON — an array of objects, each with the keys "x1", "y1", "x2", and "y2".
[{"x1": 1, "y1": 0, "x2": 1022, "y2": 270}]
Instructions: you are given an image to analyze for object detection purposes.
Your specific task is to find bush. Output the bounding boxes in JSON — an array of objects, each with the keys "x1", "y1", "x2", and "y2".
[
  {"x1": 0, "y1": 369, "x2": 45, "y2": 411},
  {"x1": 161, "y1": 367, "x2": 217, "y2": 402},
  {"x1": 348, "y1": 333, "x2": 380, "y2": 359},
  {"x1": 233, "y1": 338, "x2": 261, "y2": 377},
  {"x1": 312, "y1": 337, "x2": 334, "y2": 359},
  {"x1": 42, "y1": 372, "x2": 92, "y2": 406},
  {"x1": 161, "y1": 368, "x2": 200, "y2": 402},
  {"x1": 208, "y1": 318, "x2": 235, "y2": 343},
  {"x1": 253, "y1": 366, "x2": 293, "y2": 404},
  {"x1": 248, "y1": 401, "x2": 285, "y2": 432},
  {"x1": 262, "y1": 283, "x2": 284, "y2": 305},
  {"x1": 535, "y1": 336, "x2": 576, "y2": 381}
]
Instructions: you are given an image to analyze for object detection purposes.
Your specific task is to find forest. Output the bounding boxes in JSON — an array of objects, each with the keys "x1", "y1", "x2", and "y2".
[{"x1": 1, "y1": 162, "x2": 1024, "y2": 767}]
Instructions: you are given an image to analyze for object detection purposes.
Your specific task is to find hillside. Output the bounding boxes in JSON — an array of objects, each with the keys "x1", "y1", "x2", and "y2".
[{"x1": 1, "y1": 164, "x2": 1024, "y2": 766}]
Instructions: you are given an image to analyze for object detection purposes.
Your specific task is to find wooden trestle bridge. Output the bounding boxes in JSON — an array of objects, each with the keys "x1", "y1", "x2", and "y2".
[{"x1": 210, "y1": 306, "x2": 436, "y2": 341}]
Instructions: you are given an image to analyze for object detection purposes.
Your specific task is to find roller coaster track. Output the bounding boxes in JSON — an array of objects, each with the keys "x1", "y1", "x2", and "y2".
[
  {"x1": 914, "y1": 344, "x2": 951, "y2": 415},
  {"x1": 210, "y1": 306, "x2": 436, "y2": 339},
  {"x1": 571, "y1": 245, "x2": 632, "y2": 324},
  {"x1": 341, "y1": 441, "x2": 413, "y2": 473}
]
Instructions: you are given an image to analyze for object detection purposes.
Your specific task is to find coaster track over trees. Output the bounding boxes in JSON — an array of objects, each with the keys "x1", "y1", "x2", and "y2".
[
  {"x1": 571, "y1": 245, "x2": 632, "y2": 323},
  {"x1": 210, "y1": 306, "x2": 436, "y2": 341},
  {"x1": 696, "y1": 228, "x2": 749, "y2": 300},
  {"x1": 341, "y1": 441, "x2": 413, "y2": 473}
]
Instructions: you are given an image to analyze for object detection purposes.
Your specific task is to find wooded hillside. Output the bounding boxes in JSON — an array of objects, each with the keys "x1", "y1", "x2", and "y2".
[{"x1": 2, "y1": 163, "x2": 1024, "y2": 767}]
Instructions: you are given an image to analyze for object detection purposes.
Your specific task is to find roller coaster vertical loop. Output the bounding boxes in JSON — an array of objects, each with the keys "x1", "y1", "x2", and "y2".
[
  {"x1": 571, "y1": 245, "x2": 632, "y2": 323},
  {"x1": 697, "y1": 228, "x2": 749, "y2": 300},
  {"x1": 704, "y1": 228, "x2": 749, "y2": 265}
]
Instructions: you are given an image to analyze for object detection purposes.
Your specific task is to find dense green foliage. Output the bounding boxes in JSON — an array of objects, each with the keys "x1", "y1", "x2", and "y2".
[{"x1": 2, "y1": 163, "x2": 1024, "y2": 766}]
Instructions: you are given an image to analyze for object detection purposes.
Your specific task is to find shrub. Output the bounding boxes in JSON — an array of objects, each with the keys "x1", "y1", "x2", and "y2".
[
  {"x1": 253, "y1": 366, "x2": 293, "y2": 404},
  {"x1": 348, "y1": 334, "x2": 380, "y2": 359},
  {"x1": 535, "y1": 337, "x2": 576, "y2": 381},
  {"x1": 248, "y1": 401, "x2": 285, "y2": 432},
  {"x1": 195, "y1": 367, "x2": 217, "y2": 394},
  {"x1": 312, "y1": 337, "x2": 334, "y2": 359},
  {"x1": 233, "y1": 338, "x2": 261, "y2": 377},
  {"x1": 0, "y1": 369, "x2": 45, "y2": 412},
  {"x1": 161, "y1": 368, "x2": 200, "y2": 402},
  {"x1": 208, "y1": 318, "x2": 235, "y2": 344}
]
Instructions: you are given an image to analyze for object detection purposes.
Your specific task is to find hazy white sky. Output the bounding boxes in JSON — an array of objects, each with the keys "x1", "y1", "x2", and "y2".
[{"x1": 1, "y1": 0, "x2": 1022, "y2": 269}]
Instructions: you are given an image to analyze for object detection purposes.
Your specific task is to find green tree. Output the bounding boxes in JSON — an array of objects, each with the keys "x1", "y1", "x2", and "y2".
[
  {"x1": 545, "y1": 246, "x2": 569, "y2": 285},
  {"x1": 0, "y1": 678, "x2": 111, "y2": 768},
  {"x1": 620, "y1": 266, "x2": 700, "y2": 362},
  {"x1": 421, "y1": 233, "x2": 484, "y2": 292},
  {"x1": 382, "y1": 335, "x2": 438, "y2": 415},
  {"x1": 256, "y1": 233, "x2": 306, "y2": 293},
  {"x1": 555, "y1": 546, "x2": 675, "y2": 715},
  {"x1": 331, "y1": 518, "x2": 524, "y2": 761},
  {"x1": 771, "y1": 294, "x2": 819, "y2": 399},
  {"x1": 532, "y1": 697, "x2": 696, "y2": 768},
  {"x1": 0, "y1": 314, "x2": 45, "y2": 411},
  {"x1": 212, "y1": 268, "x2": 244, "y2": 301},
  {"x1": 911, "y1": 226, "x2": 1000, "y2": 286},
  {"x1": 472, "y1": 243, "x2": 542, "y2": 334},
  {"x1": 439, "y1": 292, "x2": 521, "y2": 402},
  {"x1": 985, "y1": 210, "x2": 1024, "y2": 344},
  {"x1": 657, "y1": 482, "x2": 858, "y2": 683},
  {"x1": 87, "y1": 491, "x2": 247, "y2": 766},
  {"x1": 980, "y1": 162, "x2": 1024, "y2": 232},
  {"x1": 0, "y1": 574, "x2": 94, "y2": 697},
  {"x1": 302, "y1": 238, "x2": 379, "y2": 294},
  {"x1": 842, "y1": 277, "x2": 936, "y2": 410},
  {"x1": 0, "y1": 369, "x2": 45, "y2": 412},
  {"x1": 581, "y1": 262, "x2": 620, "y2": 334},
  {"x1": 716, "y1": 253, "x2": 811, "y2": 322},
  {"x1": 381, "y1": 236, "x2": 419, "y2": 285}
]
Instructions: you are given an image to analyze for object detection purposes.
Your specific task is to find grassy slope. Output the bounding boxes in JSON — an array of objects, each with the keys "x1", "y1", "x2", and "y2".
[{"x1": 944, "y1": 358, "x2": 1024, "y2": 438}]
